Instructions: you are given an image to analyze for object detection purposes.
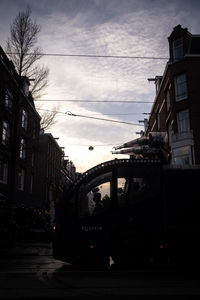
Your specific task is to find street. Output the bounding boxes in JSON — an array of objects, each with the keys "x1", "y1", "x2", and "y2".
[{"x1": 0, "y1": 242, "x2": 200, "y2": 299}]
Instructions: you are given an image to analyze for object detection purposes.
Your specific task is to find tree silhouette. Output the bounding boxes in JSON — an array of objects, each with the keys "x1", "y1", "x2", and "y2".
[{"x1": 6, "y1": 6, "x2": 58, "y2": 130}]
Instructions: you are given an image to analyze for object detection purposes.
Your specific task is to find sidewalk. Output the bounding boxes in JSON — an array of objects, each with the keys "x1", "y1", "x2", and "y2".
[{"x1": 0, "y1": 240, "x2": 52, "y2": 257}]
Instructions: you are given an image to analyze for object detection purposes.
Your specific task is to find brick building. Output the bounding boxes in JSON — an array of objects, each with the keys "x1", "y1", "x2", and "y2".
[
  {"x1": 0, "y1": 46, "x2": 41, "y2": 241},
  {"x1": 146, "y1": 25, "x2": 200, "y2": 165},
  {"x1": 0, "y1": 46, "x2": 78, "y2": 241},
  {"x1": 35, "y1": 132, "x2": 77, "y2": 226}
]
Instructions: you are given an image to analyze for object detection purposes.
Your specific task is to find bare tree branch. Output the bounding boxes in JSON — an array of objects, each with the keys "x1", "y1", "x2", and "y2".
[
  {"x1": 6, "y1": 6, "x2": 42, "y2": 77},
  {"x1": 39, "y1": 105, "x2": 60, "y2": 131},
  {"x1": 30, "y1": 65, "x2": 49, "y2": 98},
  {"x1": 6, "y1": 6, "x2": 57, "y2": 131}
]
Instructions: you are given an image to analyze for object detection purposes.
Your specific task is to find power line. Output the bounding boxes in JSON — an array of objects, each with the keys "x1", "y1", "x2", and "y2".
[
  {"x1": 35, "y1": 99, "x2": 154, "y2": 103},
  {"x1": 65, "y1": 111, "x2": 143, "y2": 126},
  {"x1": 65, "y1": 143, "x2": 120, "y2": 147},
  {"x1": 37, "y1": 108, "x2": 145, "y2": 125},
  {"x1": 37, "y1": 107, "x2": 200, "y2": 119},
  {"x1": 6, "y1": 52, "x2": 168, "y2": 60},
  {"x1": 83, "y1": 112, "x2": 149, "y2": 116},
  {"x1": 37, "y1": 108, "x2": 150, "y2": 116}
]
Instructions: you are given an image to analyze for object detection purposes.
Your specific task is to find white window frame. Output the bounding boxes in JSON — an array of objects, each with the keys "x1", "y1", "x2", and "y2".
[
  {"x1": 174, "y1": 73, "x2": 188, "y2": 101},
  {"x1": 177, "y1": 109, "x2": 190, "y2": 134}
]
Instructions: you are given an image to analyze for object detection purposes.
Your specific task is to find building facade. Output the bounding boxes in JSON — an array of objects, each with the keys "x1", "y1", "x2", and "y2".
[
  {"x1": 0, "y1": 46, "x2": 78, "y2": 242},
  {"x1": 0, "y1": 46, "x2": 41, "y2": 241},
  {"x1": 146, "y1": 25, "x2": 200, "y2": 165},
  {"x1": 35, "y1": 132, "x2": 77, "y2": 226}
]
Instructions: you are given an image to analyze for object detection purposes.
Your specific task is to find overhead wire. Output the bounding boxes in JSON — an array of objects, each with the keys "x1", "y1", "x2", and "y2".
[
  {"x1": 10, "y1": 51, "x2": 167, "y2": 108},
  {"x1": 65, "y1": 111, "x2": 144, "y2": 126},
  {"x1": 37, "y1": 108, "x2": 150, "y2": 116},
  {"x1": 37, "y1": 108, "x2": 144, "y2": 126},
  {"x1": 7, "y1": 51, "x2": 167, "y2": 107},
  {"x1": 6, "y1": 52, "x2": 168, "y2": 60},
  {"x1": 65, "y1": 143, "x2": 122, "y2": 147},
  {"x1": 34, "y1": 99, "x2": 154, "y2": 103}
]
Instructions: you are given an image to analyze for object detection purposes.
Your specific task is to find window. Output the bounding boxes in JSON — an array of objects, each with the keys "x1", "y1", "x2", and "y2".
[
  {"x1": 174, "y1": 73, "x2": 188, "y2": 101},
  {"x1": 18, "y1": 167, "x2": 25, "y2": 190},
  {"x1": 177, "y1": 109, "x2": 190, "y2": 134},
  {"x1": 5, "y1": 89, "x2": 13, "y2": 110},
  {"x1": 1, "y1": 121, "x2": 10, "y2": 145},
  {"x1": 21, "y1": 109, "x2": 28, "y2": 130},
  {"x1": 0, "y1": 156, "x2": 8, "y2": 184},
  {"x1": 166, "y1": 89, "x2": 170, "y2": 111},
  {"x1": 79, "y1": 172, "x2": 111, "y2": 217},
  {"x1": 173, "y1": 146, "x2": 191, "y2": 165},
  {"x1": 117, "y1": 174, "x2": 159, "y2": 208},
  {"x1": 19, "y1": 138, "x2": 26, "y2": 159},
  {"x1": 173, "y1": 38, "x2": 183, "y2": 60}
]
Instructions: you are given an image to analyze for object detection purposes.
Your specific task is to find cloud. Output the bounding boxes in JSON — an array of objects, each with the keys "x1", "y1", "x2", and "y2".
[
  {"x1": 36, "y1": 3, "x2": 173, "y2": 171},
  {"x1": 2, "y1": 0, "x2": 200, "y2": 172}
]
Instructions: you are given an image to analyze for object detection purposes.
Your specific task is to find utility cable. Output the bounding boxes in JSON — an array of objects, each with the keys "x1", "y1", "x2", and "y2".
[
  {"x1": 35, "y1": 99, "x2": 154, "y2": 103},
  {"x1": 6, "y1": 52, "x2": 168, "y2": 60},
  {"x1": 65, "y1": 111, "x2": 144, "y2": 126},
  {"x1": 37, "y1": 108, "x2": 150, "y2": 116},
  {"x1": 66, "y1": 143, "x2": 121, "y2": 147}
]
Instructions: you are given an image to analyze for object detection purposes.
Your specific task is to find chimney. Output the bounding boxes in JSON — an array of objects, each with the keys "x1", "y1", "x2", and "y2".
[{"x1": 148, "y1": 76, "x2": 163, "y2": 95}]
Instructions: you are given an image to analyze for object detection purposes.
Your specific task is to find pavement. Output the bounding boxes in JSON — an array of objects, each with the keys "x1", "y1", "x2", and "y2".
[
  {"x1": 0, "y1": 240, "x2": 52, "y2": 257},
  {"x1": 1, "y1": 242, "x2": 200, "y2": 299}
]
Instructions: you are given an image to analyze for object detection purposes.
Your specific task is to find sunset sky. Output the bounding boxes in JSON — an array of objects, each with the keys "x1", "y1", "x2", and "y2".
[{"x1": 0, "y1": 0, "x2": 199, "y2": 172}]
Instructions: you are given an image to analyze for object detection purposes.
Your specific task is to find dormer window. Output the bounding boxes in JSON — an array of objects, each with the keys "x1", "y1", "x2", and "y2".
[{"x1": 173, "y1": 38, "x2": 184, "y2": 60}]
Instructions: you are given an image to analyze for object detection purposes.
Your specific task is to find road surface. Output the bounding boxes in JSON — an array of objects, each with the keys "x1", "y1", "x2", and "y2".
[{"x1": 0, "y1": 241, "x2": 200, "y2": 299}]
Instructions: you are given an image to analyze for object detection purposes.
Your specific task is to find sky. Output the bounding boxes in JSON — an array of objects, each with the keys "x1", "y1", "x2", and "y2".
[{"x1": 0, "y1": 0, "x2": 200, "y2": 172}]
